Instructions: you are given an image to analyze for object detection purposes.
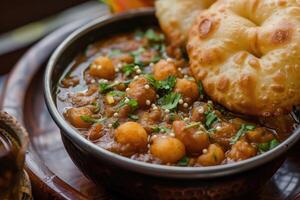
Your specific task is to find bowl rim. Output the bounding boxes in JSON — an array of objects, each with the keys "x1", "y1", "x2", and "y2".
[{"x1": 44, "y1": 8, "x2": 300, "y2": 179}]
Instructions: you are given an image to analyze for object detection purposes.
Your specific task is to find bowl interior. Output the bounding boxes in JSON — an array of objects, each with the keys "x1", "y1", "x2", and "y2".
[{"x1": 45, "y1": 9, "x2": 300, "y2": 179}]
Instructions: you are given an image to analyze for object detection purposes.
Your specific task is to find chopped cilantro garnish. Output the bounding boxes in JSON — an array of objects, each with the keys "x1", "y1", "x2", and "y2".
[
  {"x1": 152, "y1": 126, "x2": 170, "y2": 133},
  {"x1": 99, "y1": 81, "x2": 127, "y2": 93},
  {"x1": 91, "y1": 102, "x2": 100, "y2": 113},
  {"x1": 184, "y1": 122, "x2": 201, "y2": 130},
  {"x1": 145, "y1": 29, "x2": 165, "y2": 42},
  {"x1": 128, "y1": 99, "x2": 138, "y2": 110},
  {"x1": 269, "y1": 139, "x2": 280, "y2": 149},
  {"x1": 145, "y1": 75, "x2": 176, "y2": 96},
  {"x1": 80, "y1": 115, "x2": 106, "y2": 124},
  {"x1": 129, "y1": 114, "x2": 139, "y2": 121},
  {"x1": 158, "y1": 92, "x2": 181, "y2": 111},
  {"x1": 151, "y1": 54, "x2": 161, "y2": 63},
  {"x1": 112, "y1": 120, "x2": 120, "y2": 129},
  {"x1": 205, "y1": 112, "x2": 218, "y2": 129},
  {"x1": 198, "y1": 81, "x2": 205, "y2": 99},
  {"x1": 107, "y1": 90, "x2": 125, "y2": 97},
  {"x1": 117, "y1": 98, "x2": 139, "y2": 112},
  {"x1": 108, "y1": 49, "x2": 122, "y2": 58},
  {"x1": 258, "y1": 139, "x2": 280, "y2": 154},
  {"x1": 230, "y1": 124, "x2": 256, "y2": 145},
  {"x1": 130, "y1": 47, "x2": 145, "y2": 66},
  {"x1": 177, "y1": 156, "x2": 189, "y2": 166},
  {"x1": 121, "y1": 64, "x2": 135, "y2": 77}
]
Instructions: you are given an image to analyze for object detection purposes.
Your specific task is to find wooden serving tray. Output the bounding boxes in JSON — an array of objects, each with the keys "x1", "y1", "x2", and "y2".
[{"x1": 1, "y1": 11, "x2": 300, "y2": 200}]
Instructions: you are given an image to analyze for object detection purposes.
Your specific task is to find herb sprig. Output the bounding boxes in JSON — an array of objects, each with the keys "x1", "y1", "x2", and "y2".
[
  {"x1": 158, "y1": 92, "x2": 181, "y2": 111},
  {"x1": 230, "y1": 124, "x2": 256, "y2": 145}
]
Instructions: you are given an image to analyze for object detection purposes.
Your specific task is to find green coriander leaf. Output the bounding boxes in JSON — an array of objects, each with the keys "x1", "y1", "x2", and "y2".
[
  {"x1": 121, "y1": 64, "x2": 135, "y2": 77},
  {"x1": 205, "y1": 112, "x2": 218, "y2": 129},
  {"x1": 184, "y1": 122, "x2": 201, "y2": 130},
  {"x1": 258, "y1": 142, "x2": 269, "y2": 153},
  {"x1": 127, "y1": 99, "x2": 139, "y2": 111},
  {"x1": 269, "y1": 139, "x2": 280, "y2": 149},
  {"x1": 145, "y1": 75, "x2": 176, "y2": 95},
  {"x1": 108, "y1": 49, "x2": 122, "y2": 58},
  {"x1": 80, "y1": 115, "x2": 106, "y2": 124},
  {"x1": 112, "y1": 120, "x2": 120, "y2": 129},
  {"x1": 130, "y1": 47, "x2": 145, "y2": 66},
  {"x1": 107, "y1": 90, "x2": 125, "y2": 97},
  {"x1": 99, "y1": 82, "x2": 109, "y2": 93},
  {"x1": 177, "y1": 156, "x2": 189, "y2": 166},
  {"x1": 145, "y1": 29, "x2": 165, "y2": 42},
  {"x1": 129, "y1": 114, "x2": 139, "y2": 121},
  {"x1": 230, "y1": 124, "x2": 256, "y2": 145},
  {"x1": 151, "y1": 54, "x2": 161, "y2": 63},
  {"x1": 158, "y1": 92, "x2": 181, "y2": 110},
  {"x1": 152, "y1": 126, "x2": 170, "y2": 133},
  {"x1": 198, "y1": 81, "x2": 205, "y2": 99},
  {"x1": 91, "y1": 102, "x2": 100, "y2": 113}
]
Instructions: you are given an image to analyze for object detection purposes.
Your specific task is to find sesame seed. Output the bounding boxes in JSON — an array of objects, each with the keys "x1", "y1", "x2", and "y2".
[
  {"x1": 153, "y1": 106, "x2": 158, "y2": 110},
  {"x1": 144, "y1": 84, "x2": 150, "y2": 89},
  {"x1": 169, "y1": 133, "x2": 175, "y2": 137},
  {"x1": 91, "y1": 79, "x2": 95, "y2": 83},
  {"x1": 208, "y1": 100, "x2": 213, "y2": 105},
  {"x1": 125, "y1": 98, "x2": 130, "y2": 103},
  {"x1": 114, "y1": 80, "x2": 120, "y2": 85},
  {"x1": 108, "y1": 124, "x2": 112, "y2": 128},
  {"x1": 113, "y1": 113, "x2": 119, "y2": 117},
  {"x1": 202, "y1": 149, "x2": 208, "y2": 154},
  {"x1": 166, "y1": 58, "x2": 172, "y2": 62},
  {"x1": 183, "y1": 103, "x2": 189, "y2": 108},
  {"x1": 149, "y1": 63, "x2": 154, "y2": 67},
  {"x1": 146, "y1": 100, "x2": 151, "y2": 105},
  {"x1": 134, "y1": 65, "x2": 139, "y2": 70},
  {"x1": 165, "y1": 109, "x2": 170, "y2": 113},
  {"x1": 184, "y1": 75, "x2": 188, "y2": 79},
  {"x1": 134, "y1": 75, "x2": 139, "y2": 80},
  {"x1": 178, "y1": 67, "x2": 182, "y2": 71},
  {"x1": 198, "y1": 107, "x2": 204, "y2": 113},
  {"x1": 115, "y1": 68, "x2": 120, "y2": 72},
  {"x1": 184, "y1": 117, "x2": 189, "y2": 121},
  {"x1": 125, "y1": 88, "x2": 130, "y2": 92},
  {"x1": 136, "y1": 69, "x2": 142, "y2": 74},
  {"x1": 117, "y1": 63, "x2": 123, "y2": 68},
  {"x1": 179, "y1": 99, "x2": 184, "y2": 104},
  {"x1": 216, "y1": 126, "x2": 222, "y2": 131},
  {"x1": 156, "y1": 94, "x2": 159, "y2": 98}
]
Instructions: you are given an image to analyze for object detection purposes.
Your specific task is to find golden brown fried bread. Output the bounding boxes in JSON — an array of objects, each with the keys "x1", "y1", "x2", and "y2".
[
  {"x1": 187, "y1": 0, "x2": 300, "y2": 116},
  {"x1": 155, "y1": 0, "x2": 215, "y2": 46}
]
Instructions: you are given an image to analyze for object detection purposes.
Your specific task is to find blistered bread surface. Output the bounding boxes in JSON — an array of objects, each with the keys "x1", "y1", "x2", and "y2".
[{"x1": 187, "y1": 0, "x2": 300, "y2": 116}]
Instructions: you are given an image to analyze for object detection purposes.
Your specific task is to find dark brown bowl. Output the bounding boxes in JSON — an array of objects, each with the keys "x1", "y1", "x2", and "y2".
[{"x1": 44, "y1": 9, "x2": 300, "y2": 199}]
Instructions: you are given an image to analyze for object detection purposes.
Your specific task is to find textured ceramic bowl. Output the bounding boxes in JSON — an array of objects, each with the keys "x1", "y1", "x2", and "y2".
[{"x1": 44, "y1": 9, "x2": 300, "y2": 199}]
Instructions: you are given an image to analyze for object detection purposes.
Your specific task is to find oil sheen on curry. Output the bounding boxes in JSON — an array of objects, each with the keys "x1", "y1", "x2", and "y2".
[{"x1": 56, "y1": 28, "x2": 297, "y2": 167}]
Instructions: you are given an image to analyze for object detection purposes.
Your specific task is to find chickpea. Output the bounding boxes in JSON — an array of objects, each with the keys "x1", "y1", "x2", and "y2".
[
  {"x1": 126, "y1": 77, "x2": 156, "y2": 108},
  {"x1": 173, "y1": 121, "x2": 209, "y2": 155},
  {"x1": 227, "y1": 141, "x2": 257, "y2": 161},
  {"x1": 197, "y1": 144, "x2": 225, "y2": 166},
  {"x1": 246, "y1": 128, "x2": 274, "y2": 143},
  {"x1": 191, "y1": 102, "x2": 207, "y2": 122},
  {"x1": 153, "y1": 60, "x2": 178, "y2": 80},
  {"x1": 115, "y1": 122, "x2": 148, "y2": 154},
  {"x1": 88, "y1": 124, "x2": 103, "y2": 141},
  {"x1": 210, "y1": 122, "x2": 238, "y2": 149},
  {"x1": 174, "y1": 79, "x2": 199, "y2": 104},
  {"x1": 150, "y1": 135, "x2": 185, "y2": 164},
  {"x1": 90, "y1": 56, "x2": 115, "y2": 80},
  {"x1": 65, "y1": 107, "x2": 93, "y2": 128}
]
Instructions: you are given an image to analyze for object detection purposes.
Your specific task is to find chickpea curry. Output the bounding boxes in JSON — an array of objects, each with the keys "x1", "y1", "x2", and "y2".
[{"x1": 57, "y1": 28, "x2": 297, "y2": 167}]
